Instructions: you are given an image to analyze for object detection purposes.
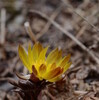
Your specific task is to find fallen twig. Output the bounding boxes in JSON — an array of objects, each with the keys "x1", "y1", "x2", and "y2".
[
  {"x1": 24, "y1": 22, "x2": 37, "y2": 44},
  {"x1": 74, "y1": 90, "x2": 87, "y2": 95},
  {"x1": 0, "y1": 8, "x2": 6, "y2": 45}
]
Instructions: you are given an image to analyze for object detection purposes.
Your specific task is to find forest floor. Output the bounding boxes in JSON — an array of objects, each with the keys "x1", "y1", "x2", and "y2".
[{"x1": 0, "y1": 0, "x2": 99, "y2": 100}]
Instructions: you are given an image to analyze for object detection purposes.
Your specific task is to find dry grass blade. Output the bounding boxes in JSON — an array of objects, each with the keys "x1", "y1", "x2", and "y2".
[
  {"x1": 30, "y1": 10, "x2": 99, "y2": 65},
  {"x1": 0, "y1": 8, "x2": 6, "y2": 45},
  {"x1": 24, "y1": 22, "x2": 37, "y2": 44},
  {"x1": 43, "y1": 90, "x2": 56, "y2": 100},
  {"x1": 36, "y1": 4, "x2": 64, "y2": 39},
  {"x1": 61, "y1": 0, "x2": 99, "y2": 33},
  {"x1": 67, "y1": 24, "x2": 87, "y2": 49},
  {"x1": 16, "y1": 72, "x2": 30, "y2": 80}
]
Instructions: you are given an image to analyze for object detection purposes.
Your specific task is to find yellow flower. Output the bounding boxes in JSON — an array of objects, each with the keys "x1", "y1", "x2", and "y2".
[{"x1": 18, "y1": 42, "x2": 71, "y2": 82}]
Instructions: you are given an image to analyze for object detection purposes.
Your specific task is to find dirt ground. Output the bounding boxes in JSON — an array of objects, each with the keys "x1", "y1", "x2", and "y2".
[{"x1": 0, "y1": 0, "x2": 99, "y2": 100}]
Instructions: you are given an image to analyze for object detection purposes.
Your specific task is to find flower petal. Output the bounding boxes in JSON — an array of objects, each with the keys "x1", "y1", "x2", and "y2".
[
  {"x1": 18, "y1": 45, "x2": 31, "y2": 72},
  {"x1": 37, "y1": 42, "x2": 43, "y2": 55},
  {"x1": 48, "y1": 68, "x2": 64, "y2": 82},
  {"x1": 28, "y1": 43, "x2": 34, "y2": 65},
  {"x1": 44, "y1": 67, "x2": 63, "y2": 80},
  {"x1": 38, "y1": 46, "x2": 49, "y2": 61},
  {"x1": 48, "y1": 63, "x2": 56, "y2": 71},
  {"x1": 32, "y1": 42, "x2": 43, "y2": 61},
  {"x1": 46, "y1": 48, "x2": 58, "y2": 64},
  {"x1": 55, "y1": 49, "x2": 62, "y2": 65},
  {"x1": 63, "y1": 62, "x2": 72, "y2": 73},
  {"x1": 60, "y1": 54, "x2": 71, "y2": 67},
  {"x1": 39, "y1": 64, "x2": 46, "y2": 75},
  {"x1": 51, "y1": 63, "x2": 56, "y2": 70},
  {"x1": 32, "y1": 65, "x2": 38, "y2": 76},
  {"x1": 48, "y1": 76, "x2": 61, "y2": 82}
]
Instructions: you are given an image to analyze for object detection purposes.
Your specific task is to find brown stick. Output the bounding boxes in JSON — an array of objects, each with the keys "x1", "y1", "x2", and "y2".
[
  {"x1": 24, "y1": 22, "x2": 37, "y2": 44},
  {"x1": 0, "y1": 8, "x2": 6, "y2": 45}
]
